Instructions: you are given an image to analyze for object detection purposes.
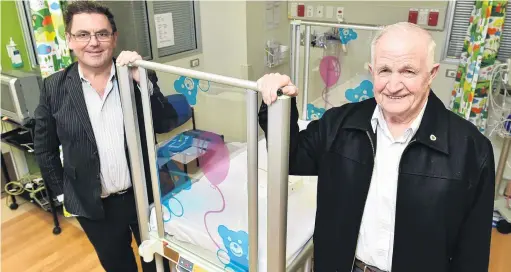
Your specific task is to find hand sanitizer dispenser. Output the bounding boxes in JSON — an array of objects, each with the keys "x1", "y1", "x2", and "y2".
[{"x1": 6, "y1": 37, "x2": 24, "y2": 69}]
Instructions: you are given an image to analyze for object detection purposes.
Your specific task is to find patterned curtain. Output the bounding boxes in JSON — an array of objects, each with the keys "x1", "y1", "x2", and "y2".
[
  {"x1": 449, "y1": 0, "x2": 508, "y2": 133},
  {"x1": 29, "y1": 0, "x2": 73, "y2": 78}
]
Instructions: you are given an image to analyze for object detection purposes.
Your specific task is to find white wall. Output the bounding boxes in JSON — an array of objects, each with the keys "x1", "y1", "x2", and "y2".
[
  {"x1": 246, "y1": 1, "x2": 291, "y2": 81},
  {"x1": 155, "y1": 1, "x2": 290, "y2": 143},
  {"x1": 156, "y1": 1, "x2": 249, "y2": 91},
  {"x1": 152, "y1": 1, "x2": 511, "y2": 182}
]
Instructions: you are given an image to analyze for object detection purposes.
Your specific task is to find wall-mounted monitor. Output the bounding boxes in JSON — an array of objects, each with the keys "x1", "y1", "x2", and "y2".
[{"x1": 1, "y1": 70, "x2": 42, "y2": 125}]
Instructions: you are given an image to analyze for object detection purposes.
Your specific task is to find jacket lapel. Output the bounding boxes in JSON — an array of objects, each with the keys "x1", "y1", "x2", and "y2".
[{"x1": 65, "y1": 64, "x2": 97, "y2": 147}]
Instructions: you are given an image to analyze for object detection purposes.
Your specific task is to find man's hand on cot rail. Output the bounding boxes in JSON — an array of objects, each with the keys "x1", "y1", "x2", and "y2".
[{"x1": 257, "y1": 73, "x2": 298, "y2": 105}]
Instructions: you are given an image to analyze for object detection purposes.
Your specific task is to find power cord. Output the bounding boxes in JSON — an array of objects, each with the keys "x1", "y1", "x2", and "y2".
[{"x1": 4, "y1": 173, "x2": 50, "y2": 210}]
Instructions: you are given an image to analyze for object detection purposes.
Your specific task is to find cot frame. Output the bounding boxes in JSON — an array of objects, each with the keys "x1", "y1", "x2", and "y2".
[
  {"x1": 116, "y1": 60, "x2": 313, "y2": 272},
  {"x1": 289, "y1": 19, "x2": 384, "y2": 118}
]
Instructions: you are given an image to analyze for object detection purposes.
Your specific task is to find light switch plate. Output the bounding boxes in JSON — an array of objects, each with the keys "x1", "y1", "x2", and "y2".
[
  {"x1": 326, "y1": 6, "x2": 334, "y2": 18},
  {"x1": 190, "y1": 58, "x2": 199, "y2": 67},
  {"x1": 445, "y1": 69, "x2": 457, "y2": 78},
  {"x1": 418, "y1": 9, "x2": 429, "y2": 25}
]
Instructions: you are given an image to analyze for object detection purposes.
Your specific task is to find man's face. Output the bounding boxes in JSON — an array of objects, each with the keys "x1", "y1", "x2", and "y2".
[
  {"x1": 369, "y1": 31, "x2": 439, "y2": 120},
  {"x1": 66, "y1": 13, "x2": 117, "y2": 69}
]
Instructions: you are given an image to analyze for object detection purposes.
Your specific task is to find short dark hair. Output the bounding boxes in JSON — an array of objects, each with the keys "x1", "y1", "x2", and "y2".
[{"x1": 64, "y1": 1, "x2": 117, "y2": 33}]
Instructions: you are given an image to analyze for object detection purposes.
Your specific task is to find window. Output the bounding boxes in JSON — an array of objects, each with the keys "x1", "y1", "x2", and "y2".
[
  {"x1": 94, "y1": 0, "x2": 201, "y2": 61},
  {"x1": 101, "y1": 1, "x2": 153, "y2": 60},
  {"x1": 151, "y1": 1, "x2": 199, "y2": 59},
  {"x1": 443, "y1": 0, "x2": 511, "y2": 63}
]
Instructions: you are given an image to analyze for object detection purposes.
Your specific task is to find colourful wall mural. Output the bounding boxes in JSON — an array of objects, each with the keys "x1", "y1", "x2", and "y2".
[
  {"x1": 29, "y1": 0, "x2": 73, "y2": 78},
  {"x1": 449, "y1": 0, "x2": 508, "y2": 133}
]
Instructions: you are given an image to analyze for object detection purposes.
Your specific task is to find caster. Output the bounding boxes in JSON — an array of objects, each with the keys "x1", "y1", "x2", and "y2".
[
  {"x1": 9, "y1": 202, "x2": 18, "y2": 210},
  {"x1": 496, "y1": 220, "x2": 511, "y2": 234},
  {"x1": 53, "y1": 226, "x2": 62, "y2": 235}
]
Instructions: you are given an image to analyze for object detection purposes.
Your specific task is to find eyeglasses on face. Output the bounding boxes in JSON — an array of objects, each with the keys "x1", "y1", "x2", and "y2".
[{"x1": 70, "y1": 31, "x2": 114, "y2": 42}]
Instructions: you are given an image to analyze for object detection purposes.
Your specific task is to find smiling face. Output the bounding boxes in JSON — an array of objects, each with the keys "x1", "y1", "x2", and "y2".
[
  {"x1": 369, "y1": 25, "x2": 439, "y2": 123},
  {"x1": 66, "y1": 13, "x2": 117, "y2": 70}
]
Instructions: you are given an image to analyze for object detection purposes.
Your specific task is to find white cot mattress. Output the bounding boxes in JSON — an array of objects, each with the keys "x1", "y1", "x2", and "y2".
[{"x1": 149, "y1": 138, "x2": 317, "y2": 271}]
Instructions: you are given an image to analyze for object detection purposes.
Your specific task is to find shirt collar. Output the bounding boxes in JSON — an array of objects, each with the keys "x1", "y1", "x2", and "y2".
[
  {"x1": 371, "y1": 98, "x2": 428, "y2": 142},
  {"x1": 77, "y1": 61, "x2": 116, "y2": 83}
]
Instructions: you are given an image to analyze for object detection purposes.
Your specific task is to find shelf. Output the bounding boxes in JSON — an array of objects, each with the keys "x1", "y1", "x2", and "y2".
[{"x1": 1, "y1": 127, "x2": 34, "y2": 153}]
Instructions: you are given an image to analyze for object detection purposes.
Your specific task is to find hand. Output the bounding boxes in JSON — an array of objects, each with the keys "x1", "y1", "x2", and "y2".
[
  {"x1": 116, "y1": 51, "x2": 142, "y2": 83},
  {"x1": 257, "y1": 73, "x2": 298, "y2": 105}
]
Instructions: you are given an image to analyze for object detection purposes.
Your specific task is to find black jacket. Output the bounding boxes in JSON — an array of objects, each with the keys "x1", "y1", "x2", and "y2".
[
  {"x1": 258, "y1": 91, "x2": 495, "y2": 272},
  {"x1": 33, "y1": 61, "x2": 178, "y2": 220}
]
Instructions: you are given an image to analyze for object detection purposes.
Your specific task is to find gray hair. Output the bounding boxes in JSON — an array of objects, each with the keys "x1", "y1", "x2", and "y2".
[{"x1": 370, "y1": 22, "x2": 436, "y2": 69}]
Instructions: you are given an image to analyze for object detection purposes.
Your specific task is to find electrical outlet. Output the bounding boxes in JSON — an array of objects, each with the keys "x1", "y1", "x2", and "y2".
[
  {"x1": 336, "y1": 7, "x2": 344, "y2": 22},
  {"x1": 445, "y1": 69, "x2": 457, "y2": 78},
  {"x1": 190, "y1": 58, "x2": 199, "y2": 67},
  {"x1": 316, "y1": 6, "x2": 324, "y2": 18},
  {"x1": 306, "y1": 5, "x2": 314, "y2": 17}
]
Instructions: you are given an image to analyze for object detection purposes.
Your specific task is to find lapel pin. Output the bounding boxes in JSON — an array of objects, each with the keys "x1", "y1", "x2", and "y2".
[{"x1": 430, "y1": 134, "x2": 437, "y2": 141}]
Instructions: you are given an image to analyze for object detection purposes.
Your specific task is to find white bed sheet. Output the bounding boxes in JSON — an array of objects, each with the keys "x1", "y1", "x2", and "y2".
[{"x1": 149, "y1": 138, "x2": 317, "y2": 271}]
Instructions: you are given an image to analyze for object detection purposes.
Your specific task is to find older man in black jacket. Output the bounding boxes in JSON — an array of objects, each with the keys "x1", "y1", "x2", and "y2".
[{"x1": 258, "y1": 22, "x2": 495, "y2": 272}]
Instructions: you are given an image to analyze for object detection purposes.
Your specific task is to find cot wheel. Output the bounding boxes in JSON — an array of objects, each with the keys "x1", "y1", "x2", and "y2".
[
  {"x1": 9, "y1": 202, "x2": 18, "y2": 210},
  {"x1": 53, "y1": 226, "x2": 62, "y2": 235},
  {"x1": 496, "y1": 220, "x2": 511, "y2": 234}
]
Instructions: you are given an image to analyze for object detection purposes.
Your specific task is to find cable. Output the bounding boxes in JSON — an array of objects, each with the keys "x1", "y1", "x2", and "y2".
[
  {"x1": 4, "y1": 174, "x2": 44, "y2": 196},
  {"x1": 485, "y1": 63, "x2": 510, "y2": 138}
]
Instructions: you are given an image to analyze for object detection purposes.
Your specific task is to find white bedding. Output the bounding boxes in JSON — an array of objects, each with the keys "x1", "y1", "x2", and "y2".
[{"x1": 149, "y1": 138, "x2": 317, "y2": 271}]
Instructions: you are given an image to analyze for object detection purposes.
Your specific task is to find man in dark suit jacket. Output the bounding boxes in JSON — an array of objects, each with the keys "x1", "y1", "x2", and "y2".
[{"x1": 33, "y1": 2, "x2": 175, "y2": 271}]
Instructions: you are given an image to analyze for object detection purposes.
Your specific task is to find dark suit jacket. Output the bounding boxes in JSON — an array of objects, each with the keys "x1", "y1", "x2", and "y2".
[{"x1": 33, "y1": 61, "x2": 178, "y2": 220}]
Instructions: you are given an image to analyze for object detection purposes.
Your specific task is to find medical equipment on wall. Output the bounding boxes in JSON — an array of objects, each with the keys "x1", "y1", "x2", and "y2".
[
  {"x1": 287, "y1": 1, "x2": 448, "y2": 31},
  {"x1": 265, "y1": 40, "x2": 288, "y2": 68},
  {"x1": 487, "y1": 58, "x2": 511, "y2": 231},
  {"x1": 486, "y1": 59, "x2": 511, "y2": 138},
  {"x1": 303, "y1": 28, "x2": 337, "y2": 48}
]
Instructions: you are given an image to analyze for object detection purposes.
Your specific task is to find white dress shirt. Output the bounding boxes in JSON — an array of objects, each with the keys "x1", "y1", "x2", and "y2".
[
  {"x1": 78, "y1": 62, "x2": 152, "y2": 197},
  {"x1": 355, "y1": 100, "x2": 427, "y2": 271}
]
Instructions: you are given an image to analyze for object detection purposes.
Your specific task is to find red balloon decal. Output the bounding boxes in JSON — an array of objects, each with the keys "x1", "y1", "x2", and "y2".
[{"x1": 197, "y1": 132, "x2": 230, "y2": 186}]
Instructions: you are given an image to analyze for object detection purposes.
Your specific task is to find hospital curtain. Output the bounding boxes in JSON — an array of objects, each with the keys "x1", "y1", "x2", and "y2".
[
  {"x1": 449, "y1": 0, "x2": 508, "y2": 133},
  {"x1": 29, "y1": 0, "x2": 73, "y2": 78}
]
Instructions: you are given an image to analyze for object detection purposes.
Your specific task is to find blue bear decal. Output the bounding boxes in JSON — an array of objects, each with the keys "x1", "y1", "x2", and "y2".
[
  {"x1": 345, "y1": 80, "x2": 374, "y2": 103},
  {"x1": 338, "y1": 28, "x2": 358, "y2": 45},
  {"x1": 174, "y1": 76, "x2": 199, "y2": 105},
  {"x1": 217, "y1": 225, "x2": 249, "y2": 272},
  {"x1": 307, "y1": 104, "x2": 326, "y2": 121}
]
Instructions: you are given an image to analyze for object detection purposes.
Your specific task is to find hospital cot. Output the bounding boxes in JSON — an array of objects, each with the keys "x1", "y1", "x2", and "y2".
[
  {"x1": 116, "y1": 61, "x2": 314, "y2": 272},
  {"x1": 289, "y1": 20, "x2": 384, "y2": 119},
  {"x1": 116, "y1": 18, "x2": 386, "y2": 271}
]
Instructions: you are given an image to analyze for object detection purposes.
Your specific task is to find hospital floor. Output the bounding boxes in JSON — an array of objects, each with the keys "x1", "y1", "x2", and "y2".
[{"x1": 1, "y1": 196, "x2": 510, "y2": 272}]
